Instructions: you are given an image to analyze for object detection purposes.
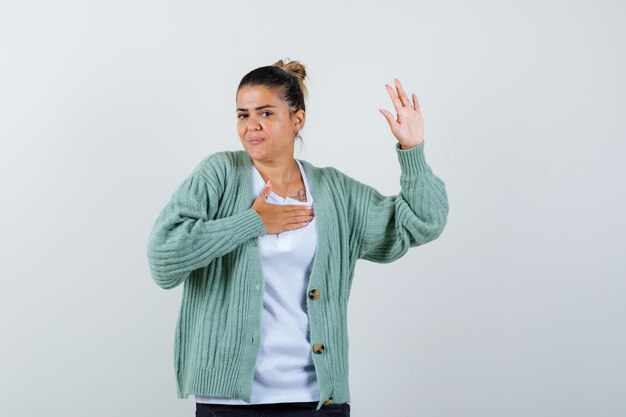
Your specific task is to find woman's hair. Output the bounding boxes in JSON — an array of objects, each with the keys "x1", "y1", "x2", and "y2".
[{"x1": 237, "y1": 57, "x2": 308, "y2": 116}]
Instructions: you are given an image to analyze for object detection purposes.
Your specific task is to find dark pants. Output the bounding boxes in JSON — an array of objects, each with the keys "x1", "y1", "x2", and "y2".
[{"x1": 195, "y1": 401, "x2": 350, "y2": 417}]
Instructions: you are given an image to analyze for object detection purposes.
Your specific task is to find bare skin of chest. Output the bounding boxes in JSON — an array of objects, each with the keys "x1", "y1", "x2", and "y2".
[{"x1": 270, "y1": 180, "x2": 308, "y2": 202}]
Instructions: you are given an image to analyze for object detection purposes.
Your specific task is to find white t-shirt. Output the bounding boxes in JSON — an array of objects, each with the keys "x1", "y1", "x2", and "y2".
[{"x1": 196, "y1": 159, "x2": 319, "y2": 404}]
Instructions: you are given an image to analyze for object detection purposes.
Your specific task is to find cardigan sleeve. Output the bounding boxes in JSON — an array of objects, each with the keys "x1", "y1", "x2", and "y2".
[
  {"x1": 146, "y1": 154, "x2": 267, "y2": 290},
  {"x1": 356, "y1": 141, "x2": 449, "y2": 263}
]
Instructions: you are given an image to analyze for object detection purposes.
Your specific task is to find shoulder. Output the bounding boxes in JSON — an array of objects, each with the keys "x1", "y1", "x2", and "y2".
[
  {"x1": 183, "y1": 150, "x2": 248, "y2": 195},
  {"x1": 299, "y1": 159, "x2": 349, "y2": 179},
  {"x1": 192, "y1": 150, "x2": 248, "y2": 177},
  {"x1": 299, "y1": 160, "x2": 374, "y2": 197}
]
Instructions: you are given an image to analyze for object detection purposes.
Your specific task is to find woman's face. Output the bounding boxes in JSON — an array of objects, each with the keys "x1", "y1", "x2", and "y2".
[{"x1": 236, "y1": 85, "x2": 304, "y2": 163}]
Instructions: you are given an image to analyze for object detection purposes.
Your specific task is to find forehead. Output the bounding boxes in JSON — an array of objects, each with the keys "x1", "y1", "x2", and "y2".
[{"x1": 236, "y1": 85, "x2": 283, "y2": 106}]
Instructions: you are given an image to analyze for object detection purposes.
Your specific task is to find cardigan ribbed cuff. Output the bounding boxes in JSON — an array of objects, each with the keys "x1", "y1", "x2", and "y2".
[
  {"x1": 395, "y1": 141, "x2": 429, "y2": 177},
  {"x1": 239, "y1": 208, "x2": 267, "y2": 238}
]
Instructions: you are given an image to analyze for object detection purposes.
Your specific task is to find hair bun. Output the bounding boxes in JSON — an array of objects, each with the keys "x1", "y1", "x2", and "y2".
[{"x1": 273, "y1": 57, "x2": 308, "y2": 100}]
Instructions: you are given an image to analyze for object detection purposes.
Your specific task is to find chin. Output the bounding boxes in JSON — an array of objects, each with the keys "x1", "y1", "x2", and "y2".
[{"x1": 245, "y1": 145, "x2": 266, "y2": 160}]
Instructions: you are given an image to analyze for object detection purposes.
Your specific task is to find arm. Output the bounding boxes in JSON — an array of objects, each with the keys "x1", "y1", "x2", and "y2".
[
  {"x1": 357, "y1": 141, "x2": 448, "y2": 263},
  {"x1": 354, "y1": 78, "x2": 448, "y2": 262},
  {"x1": 146, "y1": 155, "x2": 266, "y2": 289}
]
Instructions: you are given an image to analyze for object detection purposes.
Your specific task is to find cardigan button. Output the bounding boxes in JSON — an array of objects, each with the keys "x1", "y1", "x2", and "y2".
[
  {"x1": 312, "y1": 343, "x2": 325, "y2": 354},
  {"x1": 308, "y1": 289, "x2": 320, "y2": 300}
]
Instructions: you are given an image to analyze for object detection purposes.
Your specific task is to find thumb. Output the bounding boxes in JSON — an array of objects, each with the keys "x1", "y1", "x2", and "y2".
[
  {"x1": 262, "y1": 180, "x2": 272, "y2": 199},
  {"x1": 378, "y1": 108, "x2": 397, "y2": 130}
]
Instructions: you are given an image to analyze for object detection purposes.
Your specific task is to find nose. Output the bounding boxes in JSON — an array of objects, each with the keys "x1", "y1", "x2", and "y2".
[{"x1": 246, "y1": 115, "x2": 261, "y2": 131}]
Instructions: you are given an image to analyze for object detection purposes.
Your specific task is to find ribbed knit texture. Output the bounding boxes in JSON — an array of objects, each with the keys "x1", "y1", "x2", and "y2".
[{"x1": 146, "y1": 141, "x2": 449, "y2": 411}]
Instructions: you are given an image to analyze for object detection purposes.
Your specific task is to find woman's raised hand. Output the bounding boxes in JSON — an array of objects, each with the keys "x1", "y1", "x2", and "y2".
[
  {"x1": 378, "y1": 78, "x2": 425, "y2": 149},
  {"x1": 251, "y1": 181, "x2": 314, "y2": 235}
]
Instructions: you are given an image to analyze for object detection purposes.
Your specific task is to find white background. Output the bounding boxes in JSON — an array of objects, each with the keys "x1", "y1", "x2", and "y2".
[{"x1": 1, "y1": 1, "x2": 625, "y2": 416}]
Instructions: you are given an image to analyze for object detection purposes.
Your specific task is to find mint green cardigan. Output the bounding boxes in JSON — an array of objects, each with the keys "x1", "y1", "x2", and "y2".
[{"x1": 146, "y1": 141, "x2": 448, "y2": 410}]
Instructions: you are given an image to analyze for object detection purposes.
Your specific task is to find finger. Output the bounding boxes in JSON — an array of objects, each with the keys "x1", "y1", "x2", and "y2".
[
  {"x1": 284, "y1": 213, "x2": 314, "y2": 229},
  {"x1": 378, "y1": 108, "x2": 397, "y2": 129},
  {"x1": 262, "y1": 180, "x2": 271, "y2": 199},
  {"x1": 287, "y1": 221, "x2": 310, "y2": 230},
  {"x1": 394, "y1": 78, "x2": 412, "y2": 108},
  {"x1": 412, "y1": 93, "x2": 421, "y2": 113},
  {"x1": 296, "y1": 213, "x2": 314, "y2": 223},
  {"x1": 285, "y1": 209, "x2": 314, "y2": 220},
  {"x1": 385, "y1": 83, "x2": 403, "y2": 115},
  {"x1": 283, "y1": 204, "x2": 313, "y2": 211}
]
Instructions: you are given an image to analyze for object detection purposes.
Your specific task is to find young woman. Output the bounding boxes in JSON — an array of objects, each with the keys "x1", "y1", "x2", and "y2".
[{"x1": 146, "y1": 58, "x2": 449, "y2": 417}]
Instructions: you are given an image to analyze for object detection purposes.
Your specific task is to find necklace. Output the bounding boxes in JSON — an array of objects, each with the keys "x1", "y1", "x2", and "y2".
[
  {"x1": 280, "y1": 159, "x2": 297, "y2": 205},
  {"x1": 278, "y1": 160, "x2": 297, "y2": 239},
  {"x1": 258, "y1": 159, "x2": 298, "y2": 239}
]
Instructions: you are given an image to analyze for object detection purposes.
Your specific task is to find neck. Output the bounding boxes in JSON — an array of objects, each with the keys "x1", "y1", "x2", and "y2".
[{"x1": 252, "y1": 154, "x2": 298, "y2": 185}]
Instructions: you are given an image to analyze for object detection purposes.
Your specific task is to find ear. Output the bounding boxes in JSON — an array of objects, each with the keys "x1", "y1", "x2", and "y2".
[{"x1": 292, "y1": 109, "x2": 306, "y2": 131}]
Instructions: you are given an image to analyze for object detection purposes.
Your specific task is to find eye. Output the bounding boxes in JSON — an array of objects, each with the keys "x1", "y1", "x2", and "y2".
[{"x1": 237, "y1": 111, "x2": 272, "y2": 120}]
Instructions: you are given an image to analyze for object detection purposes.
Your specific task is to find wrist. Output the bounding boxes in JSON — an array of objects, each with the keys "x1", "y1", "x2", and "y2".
[{"x1": 398, "y1": 141, "x2": 423, "y2": 150}]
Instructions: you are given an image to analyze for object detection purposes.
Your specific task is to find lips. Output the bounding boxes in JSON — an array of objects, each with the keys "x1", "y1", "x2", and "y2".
[{"x1": 249, "y1": 138, "x2": 264, "y2": 144}]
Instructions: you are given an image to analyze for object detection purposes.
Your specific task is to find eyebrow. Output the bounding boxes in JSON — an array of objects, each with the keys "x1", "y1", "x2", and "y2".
[{"x1": 236, "y1": 104, "x2": 277, "y2": 112}]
